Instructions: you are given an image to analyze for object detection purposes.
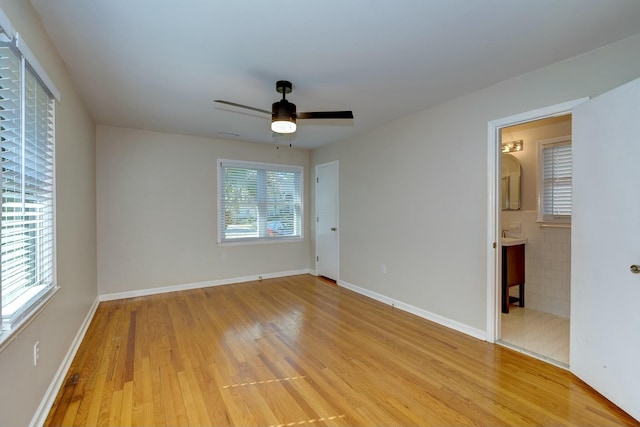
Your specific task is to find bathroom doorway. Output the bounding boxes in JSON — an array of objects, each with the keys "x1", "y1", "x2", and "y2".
[
  {"x1": 486, "y1": 98, "x2": 586, "y2": 368},
  {"x1": 498, "y1": 115, "x2": 572, "y2": 367}
]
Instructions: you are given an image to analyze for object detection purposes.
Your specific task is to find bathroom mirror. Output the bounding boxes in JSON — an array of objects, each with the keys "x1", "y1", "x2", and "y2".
[{"x1": 502, "y1": 154, "x2": 521, "y2": 210}]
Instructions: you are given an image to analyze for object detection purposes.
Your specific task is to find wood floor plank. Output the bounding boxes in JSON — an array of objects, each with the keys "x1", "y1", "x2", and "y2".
[
  {"x1": 108, "y1": 388, "x2": 123, "y2": 426},
  {"x1": 44, "y1": 274, "x2": 638, "y2": 426},
  {"x1": 120, "y1": 381, "x2": 133, "y2": 426}
]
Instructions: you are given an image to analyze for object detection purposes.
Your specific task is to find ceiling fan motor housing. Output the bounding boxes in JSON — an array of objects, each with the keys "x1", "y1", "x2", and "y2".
[{"x1": 272, "y1": 99, "x2": 297, "y2": 122}]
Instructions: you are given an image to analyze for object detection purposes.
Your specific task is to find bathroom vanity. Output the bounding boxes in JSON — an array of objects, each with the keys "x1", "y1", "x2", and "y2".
[{"x1": 501, "y1": 237, "x2": 526, "y2": 313}]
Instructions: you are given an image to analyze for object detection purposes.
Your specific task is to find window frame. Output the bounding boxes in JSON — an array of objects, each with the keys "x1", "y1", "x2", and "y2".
[
  {"x1": 0, "y1": 11, "x2": 60, "y2": 349},
  {"x1": 537, "y1": 135, "x2": 572, "y2": 225},
  {"x1": 217, "y1": 159, "x2": 304, "y2": 245}
]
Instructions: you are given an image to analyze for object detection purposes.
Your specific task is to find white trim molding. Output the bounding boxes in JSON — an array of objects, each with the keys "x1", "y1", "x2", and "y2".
[
  {"x1": 99, "y1": 269, "x2": 311, "y2": 302},
  {"x1": 338, "y1": 280, "x2": 486, "y2": 341},
  {"x1": 30, "y1": 297, "x2": 100, "y2": 427}
]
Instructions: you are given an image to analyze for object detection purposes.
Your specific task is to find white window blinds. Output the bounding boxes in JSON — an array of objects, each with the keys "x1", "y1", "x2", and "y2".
[
  {"x1": 538, "y1": 137, "x2": 572, "y2": 223},
  {"x1": 1, "y1": 41, "x2": 56, "y2": 331},
  {"x1": 218, "y1": 160, "x2": 302, "y2": 243}
]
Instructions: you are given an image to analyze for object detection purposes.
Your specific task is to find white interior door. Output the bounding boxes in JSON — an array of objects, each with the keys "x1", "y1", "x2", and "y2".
[
  {"x1": 571, "y1": 77, "x2": 640, "y2": 421},
  {"x1": 315, "y1": 161, "x2": 339, "y2": 280}
]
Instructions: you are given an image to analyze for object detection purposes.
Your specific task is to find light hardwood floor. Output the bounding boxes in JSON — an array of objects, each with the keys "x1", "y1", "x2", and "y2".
[{"x1": 45, "y1": 275, "x2": 636, "y2": 426}]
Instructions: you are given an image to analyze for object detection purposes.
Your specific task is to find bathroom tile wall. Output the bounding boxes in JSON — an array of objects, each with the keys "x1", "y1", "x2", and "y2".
[{"x1": 502, "y1": 210, "x2": 571, "y2": 317}]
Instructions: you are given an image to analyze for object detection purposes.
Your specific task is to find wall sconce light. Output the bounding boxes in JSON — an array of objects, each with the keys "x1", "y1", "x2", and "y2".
[{"x1": 502, "y1": 139, "x2": 523, "y2": 153}]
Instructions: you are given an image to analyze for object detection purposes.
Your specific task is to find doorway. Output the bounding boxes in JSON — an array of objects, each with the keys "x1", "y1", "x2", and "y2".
[
  {"x1": 499, "y1": 116, "x2": 572, "y2": 366},
  {"x1": 315, "y1": 161, "x2": 339, "y2": 281},
  {"x1": 486, "y1": 98, "x2": 587, "y2": 367}
]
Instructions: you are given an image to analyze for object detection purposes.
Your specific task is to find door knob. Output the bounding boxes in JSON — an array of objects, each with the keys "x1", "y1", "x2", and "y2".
[
  {"x1": 631, "y1": 265, "x2": 640, "y2": 274},
  {"x1": 331, "y1": 227, "x2": 337, "y2": 231}
]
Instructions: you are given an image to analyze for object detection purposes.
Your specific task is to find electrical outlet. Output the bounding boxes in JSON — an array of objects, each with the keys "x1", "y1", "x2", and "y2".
[
  {"x1": 381, "y1": 264, "x2": 387, "y2": 274},
  {"x1": 33, "y1": 341, "x2": 40, "y2": 366}
]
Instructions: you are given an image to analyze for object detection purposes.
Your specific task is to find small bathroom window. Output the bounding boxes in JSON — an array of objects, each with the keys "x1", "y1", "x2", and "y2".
[{"x1": 537, "y1": 135, "x2": 572, "y2": 225}]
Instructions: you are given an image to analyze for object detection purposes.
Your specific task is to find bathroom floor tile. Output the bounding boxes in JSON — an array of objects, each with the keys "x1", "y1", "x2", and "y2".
[{"x1": 500, "y1": 306, "x2": 569, "y2": 365}]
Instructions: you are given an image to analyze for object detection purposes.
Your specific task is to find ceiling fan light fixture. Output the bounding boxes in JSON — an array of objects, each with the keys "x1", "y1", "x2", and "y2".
[
  {"x1": 271, "y1": 118, "x2": 296, "y2": 134},
  {"x1": 215, "y1": 80, "x2": 353, "y2": 135},
  {"x1": 271, "y1": 99, "x2": 297, "y2": 134}
]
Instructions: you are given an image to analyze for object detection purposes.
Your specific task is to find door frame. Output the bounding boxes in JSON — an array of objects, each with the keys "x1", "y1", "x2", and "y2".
[
  {"x1": 485, "y1": 98, "x2": 588, "y2": 343},
  {"x1": 315, "y1": 160, "x2": 339, "y2": 280}
]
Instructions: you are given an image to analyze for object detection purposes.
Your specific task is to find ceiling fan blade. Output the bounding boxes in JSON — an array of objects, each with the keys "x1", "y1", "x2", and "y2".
[
  {"x1": 297, "y1": 111, "x2": 354, "y2": 120},
  {"x1": 214, "y1": 100, "x2": 270, "y2": 115}
]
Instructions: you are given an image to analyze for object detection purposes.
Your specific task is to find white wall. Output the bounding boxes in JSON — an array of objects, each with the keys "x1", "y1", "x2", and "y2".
[
  {"x1": 0, "y1": 1, "x2": 97, "y2": 426},
  {"x1": 96, "y1": 126, "x2": 310, "y2": 296},
  {"x1": 311, "y1": 33, "x2": 640, "y2": 332}
]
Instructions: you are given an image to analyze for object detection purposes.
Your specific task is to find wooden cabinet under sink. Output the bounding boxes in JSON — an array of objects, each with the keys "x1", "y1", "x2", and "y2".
[{"x1": 502, "y1": 243, "x2": 525, "y2": 313}]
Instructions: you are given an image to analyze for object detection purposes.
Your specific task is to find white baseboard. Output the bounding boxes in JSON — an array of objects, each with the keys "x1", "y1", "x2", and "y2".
[
  {"x1": 30, "y1": 297, "x2": 100, "y2": 427},
  {"x1": 338, "y1": 279, "x2": 487, "y2": 341},
  {"x1": 99, "y1": 269, "x2": 311, "y2": 302}
]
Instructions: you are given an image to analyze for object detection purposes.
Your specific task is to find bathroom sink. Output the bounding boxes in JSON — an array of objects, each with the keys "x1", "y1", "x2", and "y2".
[{"x1": 501, "y1": 236, "x2": 527, "y2": 246}]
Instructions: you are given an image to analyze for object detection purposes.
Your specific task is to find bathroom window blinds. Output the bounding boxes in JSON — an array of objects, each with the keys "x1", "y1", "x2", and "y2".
[
  {"x1": 218, "y1": 160, "x2": 303, "y2": 243},
  {"x1": 0, "y1": 41, "x2": 56, "y2": 332},
  {"x1": 538, "y1": 137, "x2": 572, "y2": 223}
]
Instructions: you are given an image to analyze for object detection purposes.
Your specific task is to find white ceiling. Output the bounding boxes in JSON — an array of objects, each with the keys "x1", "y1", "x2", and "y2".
[{"x1": 30, "y1": 0, "x2": 640, "y2": 149}]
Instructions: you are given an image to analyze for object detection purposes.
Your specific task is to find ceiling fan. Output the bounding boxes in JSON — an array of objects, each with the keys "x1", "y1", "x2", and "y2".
[{"x1": 215, "y1": 80, "x2": 354, "y2": 134}]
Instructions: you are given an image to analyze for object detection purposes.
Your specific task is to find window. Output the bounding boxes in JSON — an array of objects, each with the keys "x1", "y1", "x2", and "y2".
[
  {"x1": 218, "y1": 160, "x2": 303, "y2": 243},
  {"x1": 0, "y1": 36, "x2": 56, "y2": 335},
  {"x1": 537, "y1": 136, "x2": 572, "y2": 224}
]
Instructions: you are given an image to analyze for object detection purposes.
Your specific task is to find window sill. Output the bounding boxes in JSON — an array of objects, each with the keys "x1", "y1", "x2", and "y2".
[
  {"x1": 538, "y1": 222, "x2": 571, "y2": 228},
  {"x1": 218, "y1": 236, "x2": 304, "y2": 247},
  {"x1": 0, "y1": 286, "x2": 60, "y2": 353}
]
